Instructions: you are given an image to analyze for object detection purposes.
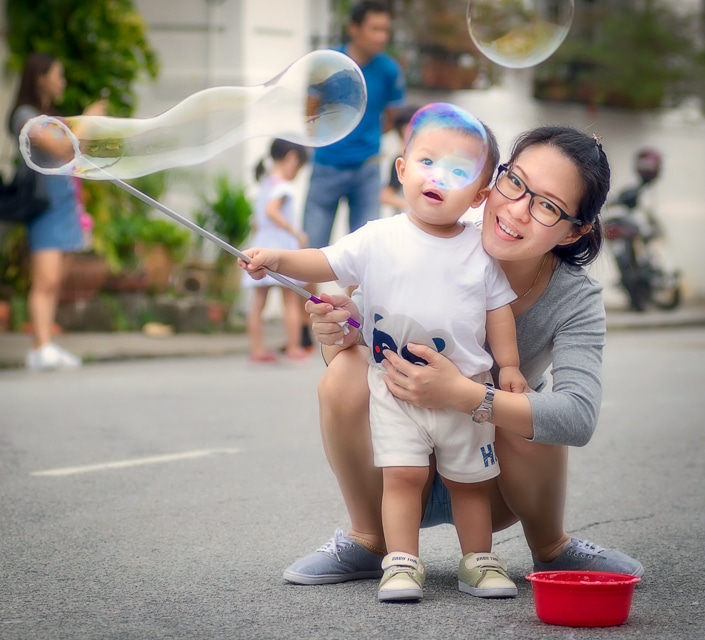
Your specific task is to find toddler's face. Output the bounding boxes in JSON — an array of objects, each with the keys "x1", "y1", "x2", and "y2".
[{"x1": 396, "y1": 127, "x2": 489, "y2": 237}]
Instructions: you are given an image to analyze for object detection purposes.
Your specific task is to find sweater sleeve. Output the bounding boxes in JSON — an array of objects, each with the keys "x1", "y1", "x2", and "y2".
[{"x1": 526, "y1": 273, "x2": 606, "y2": 447}]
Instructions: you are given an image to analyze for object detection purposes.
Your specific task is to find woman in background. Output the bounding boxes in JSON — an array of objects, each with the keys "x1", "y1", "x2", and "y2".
[{"x1": 8, "y1": 52, "x2": 106, "y2": 370}]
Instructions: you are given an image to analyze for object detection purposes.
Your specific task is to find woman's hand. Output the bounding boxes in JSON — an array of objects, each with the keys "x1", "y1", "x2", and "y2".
[
  {"x1": 82, "y1": 99, "x2": 108, "y2": 117},
  {"x1": 381, "y1": 343, "x2": 481, "y2": 412},
  {"x1": 305, "y1": 292, "x2": 361, "y2": 348}
]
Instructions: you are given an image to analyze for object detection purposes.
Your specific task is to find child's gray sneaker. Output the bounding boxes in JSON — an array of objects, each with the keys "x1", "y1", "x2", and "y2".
[
  {"x1": 283, "y1": 527, "x2": 384, "y2": 585},
  {"x1": 532, "y1": 538, "x2": 644, "y2": 577}
]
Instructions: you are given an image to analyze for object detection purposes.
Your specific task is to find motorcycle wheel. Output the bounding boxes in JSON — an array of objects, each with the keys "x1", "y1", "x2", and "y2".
[
  {"x1": 612, "y1": 240, "x2": 650, "y2": 311},
  {"x1": 649, "y1": 269, "x2": 681, "y2": 310},
  {"x1": 621, "y1": 269, "x2": 650, "y2": 312}
]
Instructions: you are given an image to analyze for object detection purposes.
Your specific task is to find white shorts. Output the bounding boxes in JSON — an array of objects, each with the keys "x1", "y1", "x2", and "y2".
[{"x1": 367, "y1": 366, "x2": 499, "y2": 484}]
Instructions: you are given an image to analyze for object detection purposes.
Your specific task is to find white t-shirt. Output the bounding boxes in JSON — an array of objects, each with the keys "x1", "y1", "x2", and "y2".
[{"x1": 322, "y1": 213, "x2": 516, "y2": 377}]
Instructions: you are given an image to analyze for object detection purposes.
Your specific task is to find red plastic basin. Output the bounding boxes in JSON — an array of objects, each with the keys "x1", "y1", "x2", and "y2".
[{"x1": 526, "y1": 571, "x2": 641, "y2": 627}]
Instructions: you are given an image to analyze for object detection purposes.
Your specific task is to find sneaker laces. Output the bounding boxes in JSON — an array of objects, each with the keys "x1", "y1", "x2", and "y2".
[
  {"x1": 571, "y1": 538, "x2": 606, "y2": 555},
  {"x1": 316, "y1": 527, "x2": 351, "y2": 561}
]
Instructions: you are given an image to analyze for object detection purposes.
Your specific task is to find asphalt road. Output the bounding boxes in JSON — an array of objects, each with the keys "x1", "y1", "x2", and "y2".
[{"x1": 2, "y1": 327, "x2": 704, "y2": 639}]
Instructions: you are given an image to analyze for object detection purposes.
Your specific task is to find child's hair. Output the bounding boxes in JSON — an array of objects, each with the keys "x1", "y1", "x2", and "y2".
[
  {"x1": 507, "y1": 126, "x2": 610, "y2": 267},
  {"x1": 479, "y1": 122, "x2": 500, "y2": 187},
  {"x1": 404, "y1": 102, "x2": 499, "y2": 187},
  {"x1": 254, "y1": 139, "x2": 308, "y2": 181}
]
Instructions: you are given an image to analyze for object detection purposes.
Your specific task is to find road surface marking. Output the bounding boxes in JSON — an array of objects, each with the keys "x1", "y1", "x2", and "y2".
[{"x1": 30, "y1": 448, "x2": 241, "y2": 477}]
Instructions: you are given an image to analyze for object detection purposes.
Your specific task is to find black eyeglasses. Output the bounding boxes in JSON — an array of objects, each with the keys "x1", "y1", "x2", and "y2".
[{"x1": 495, "y1": 164, "x2": 582, "y2": 227}]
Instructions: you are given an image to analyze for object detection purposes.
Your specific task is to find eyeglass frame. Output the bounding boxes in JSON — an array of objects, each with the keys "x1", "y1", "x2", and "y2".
[{"x1": 495, "y1": 164, "x2": 583, "y2": 227}]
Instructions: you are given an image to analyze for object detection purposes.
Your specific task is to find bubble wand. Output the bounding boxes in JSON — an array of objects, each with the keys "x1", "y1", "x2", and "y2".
[
  {"x1": 107, "y1": 174, "x2": 360, "y2": 328},
  {"x1": 18, "y1": 50, "x2": 366, "y2": 328}
]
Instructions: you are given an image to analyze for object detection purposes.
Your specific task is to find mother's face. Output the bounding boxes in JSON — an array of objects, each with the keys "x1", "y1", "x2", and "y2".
[{"x1": 481, "y1": 144, "x2": 586, "y2": 262}]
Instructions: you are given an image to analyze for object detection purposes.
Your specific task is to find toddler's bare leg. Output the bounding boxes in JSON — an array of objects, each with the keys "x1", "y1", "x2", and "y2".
[
  {"x1": 443, "y1": 478, "x2": 493, "y2": 555},
  {"x1": 382, "y1": 466, "x2": 429, "y2": 556}
]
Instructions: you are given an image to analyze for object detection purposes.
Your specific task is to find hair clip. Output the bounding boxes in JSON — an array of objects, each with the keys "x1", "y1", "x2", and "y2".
[{"x1": 592, "y1": 133, "x2": 603, "y2": 149}]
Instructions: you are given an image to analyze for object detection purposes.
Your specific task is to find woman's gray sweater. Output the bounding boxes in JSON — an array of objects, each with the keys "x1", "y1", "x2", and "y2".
[{"x1": 490, "y1": 260, "x2": 605, "y2": 447}]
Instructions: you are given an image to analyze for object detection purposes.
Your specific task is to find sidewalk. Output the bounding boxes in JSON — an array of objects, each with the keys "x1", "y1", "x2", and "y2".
[{"x1": 2, "y1": 303, "x2": 704, "y2": 370}]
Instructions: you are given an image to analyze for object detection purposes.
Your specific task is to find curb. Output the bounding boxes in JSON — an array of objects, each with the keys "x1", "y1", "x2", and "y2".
[{"x1": 1, "y1": 307, "x2": 704, "y2": 371}]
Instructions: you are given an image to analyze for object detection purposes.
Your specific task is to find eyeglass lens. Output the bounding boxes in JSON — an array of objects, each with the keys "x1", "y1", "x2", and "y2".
[{"x1": 497, "y1": 171, "x2": 565, "y2": 227}]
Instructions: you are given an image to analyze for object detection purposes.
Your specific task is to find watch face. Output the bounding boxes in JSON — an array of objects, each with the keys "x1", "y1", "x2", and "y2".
[{"x1": 473, "y1": 408, "x2": 490, "y2": 424}]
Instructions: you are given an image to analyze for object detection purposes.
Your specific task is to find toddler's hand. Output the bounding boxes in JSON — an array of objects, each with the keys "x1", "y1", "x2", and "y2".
[
  {"x1": 237, "y1": 247, "x2": 280, "y2": 280},
  {"x1": 498, "y1": 366, "x2": 529, "y2": 393}
]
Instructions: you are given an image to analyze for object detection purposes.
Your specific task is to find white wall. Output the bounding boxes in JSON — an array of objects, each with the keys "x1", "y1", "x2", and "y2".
[{"x1": 131, "y1": 0, "x2": 317, "y2": 254}]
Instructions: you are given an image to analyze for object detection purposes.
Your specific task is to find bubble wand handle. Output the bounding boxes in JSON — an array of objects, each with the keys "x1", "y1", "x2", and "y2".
[{"x1": 111, "y1": 178, "x2": 360, "y2": 329}]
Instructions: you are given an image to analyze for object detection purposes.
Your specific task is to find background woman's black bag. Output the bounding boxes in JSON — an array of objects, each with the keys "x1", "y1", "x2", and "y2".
[{"x1": 0, "y1": 168, "x2": 48, "y2": 223}]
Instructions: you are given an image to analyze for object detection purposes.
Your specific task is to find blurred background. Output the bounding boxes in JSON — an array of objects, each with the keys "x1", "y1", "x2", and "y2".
[{"x1": 1, "y1": 0, "x2": 703, "y2": 334}]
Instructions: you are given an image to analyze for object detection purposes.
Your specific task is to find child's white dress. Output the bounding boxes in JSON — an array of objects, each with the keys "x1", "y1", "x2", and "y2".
[{"x1": 243, "y1": 175, "x2": 304, "y2": 288}]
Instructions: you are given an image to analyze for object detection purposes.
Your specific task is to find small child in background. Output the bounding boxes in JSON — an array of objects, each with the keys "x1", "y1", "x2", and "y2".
[{"x1": 243, "y1": 139, "x2": 309, "y2": 363}]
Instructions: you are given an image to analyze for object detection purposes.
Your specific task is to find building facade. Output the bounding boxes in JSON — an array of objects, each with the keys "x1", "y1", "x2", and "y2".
[{"x1": 1, "y1": 0, "x2": 703, "y2": 301}]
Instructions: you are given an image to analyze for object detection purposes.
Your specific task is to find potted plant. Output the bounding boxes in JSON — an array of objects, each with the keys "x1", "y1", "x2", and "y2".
[
  {"x1": 191, "y1": 173, "x2": 253, "y2": 302},
  {"x1": 86, "y1": 172, "x2": 170, "y2": 291},
  {"x1": 136, "y1": 217, "x2": 191, "y2": 292}
]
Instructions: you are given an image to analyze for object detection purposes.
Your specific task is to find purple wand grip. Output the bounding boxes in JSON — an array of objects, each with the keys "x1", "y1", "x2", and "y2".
[{"x1": 308, "y1": 295, "x2": 361, "y2": 329}]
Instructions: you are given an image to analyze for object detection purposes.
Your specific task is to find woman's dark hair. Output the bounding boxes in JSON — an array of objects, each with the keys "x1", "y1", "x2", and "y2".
[
  {"x1": 8, "y1": 53, "x2": 59, "y2": 132},
  {"x1": 507, "y1": 126, "x2": 610, "y2": 267},
  {"x1": 254, "y1": 138, "x2": 309, "y2": 181}
]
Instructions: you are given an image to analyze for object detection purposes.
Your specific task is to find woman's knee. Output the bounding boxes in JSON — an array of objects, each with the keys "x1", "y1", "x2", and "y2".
[
  {"x1": 31, "y1": 251, "x2": 63, "y2": 294},
  {"x1": 497, "y1": 429, "x2": 567, "y2": 469},
  {"x1": 318, "y1": 348, "x2": 370, "y2": 420},
  {"x1": 31, "y1": 270, "x2": 62, "y2": 295}
]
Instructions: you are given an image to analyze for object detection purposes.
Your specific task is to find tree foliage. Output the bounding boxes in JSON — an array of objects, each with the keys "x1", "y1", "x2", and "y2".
[
  {"x1": 3, "y1": 0, "x2": 166, "y2": 277},
  {"x1": 534, "y1": 0, "x2": 705, "y2": 110},
  {"x1": 5, "y1": 0, "x2": 158, "y2": 116}
]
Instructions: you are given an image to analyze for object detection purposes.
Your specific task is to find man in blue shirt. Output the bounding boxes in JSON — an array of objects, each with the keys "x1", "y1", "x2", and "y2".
[{"x1": 303, "y1": 1, "x2": 406, "y2": 250}]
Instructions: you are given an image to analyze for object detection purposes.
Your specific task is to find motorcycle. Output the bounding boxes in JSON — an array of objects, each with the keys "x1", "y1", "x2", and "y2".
[{"x1": 603, "y1": 149, "x2": 681, "y2": 312}]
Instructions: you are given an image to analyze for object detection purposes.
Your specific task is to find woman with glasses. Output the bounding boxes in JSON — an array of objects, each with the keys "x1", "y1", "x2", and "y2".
[{"x1": 281, "y1": 125, "x2": 645, "y2": 586}]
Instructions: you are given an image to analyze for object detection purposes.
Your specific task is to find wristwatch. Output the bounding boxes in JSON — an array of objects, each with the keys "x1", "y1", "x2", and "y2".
[{"x1": 471, "y1": 383, "x2": 495, "y2": 424}]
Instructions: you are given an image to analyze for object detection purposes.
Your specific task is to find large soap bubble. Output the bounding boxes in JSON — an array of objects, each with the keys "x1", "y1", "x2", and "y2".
[
  {"x1": 407, "y1": 103, "x2": 488, "y2": 190},
  {"x1": 19, "y1": 50, "x2": 367, "y2": 180},
  {"x1": 467, "y1": 0, "x2": 574, "y2": 69}
]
